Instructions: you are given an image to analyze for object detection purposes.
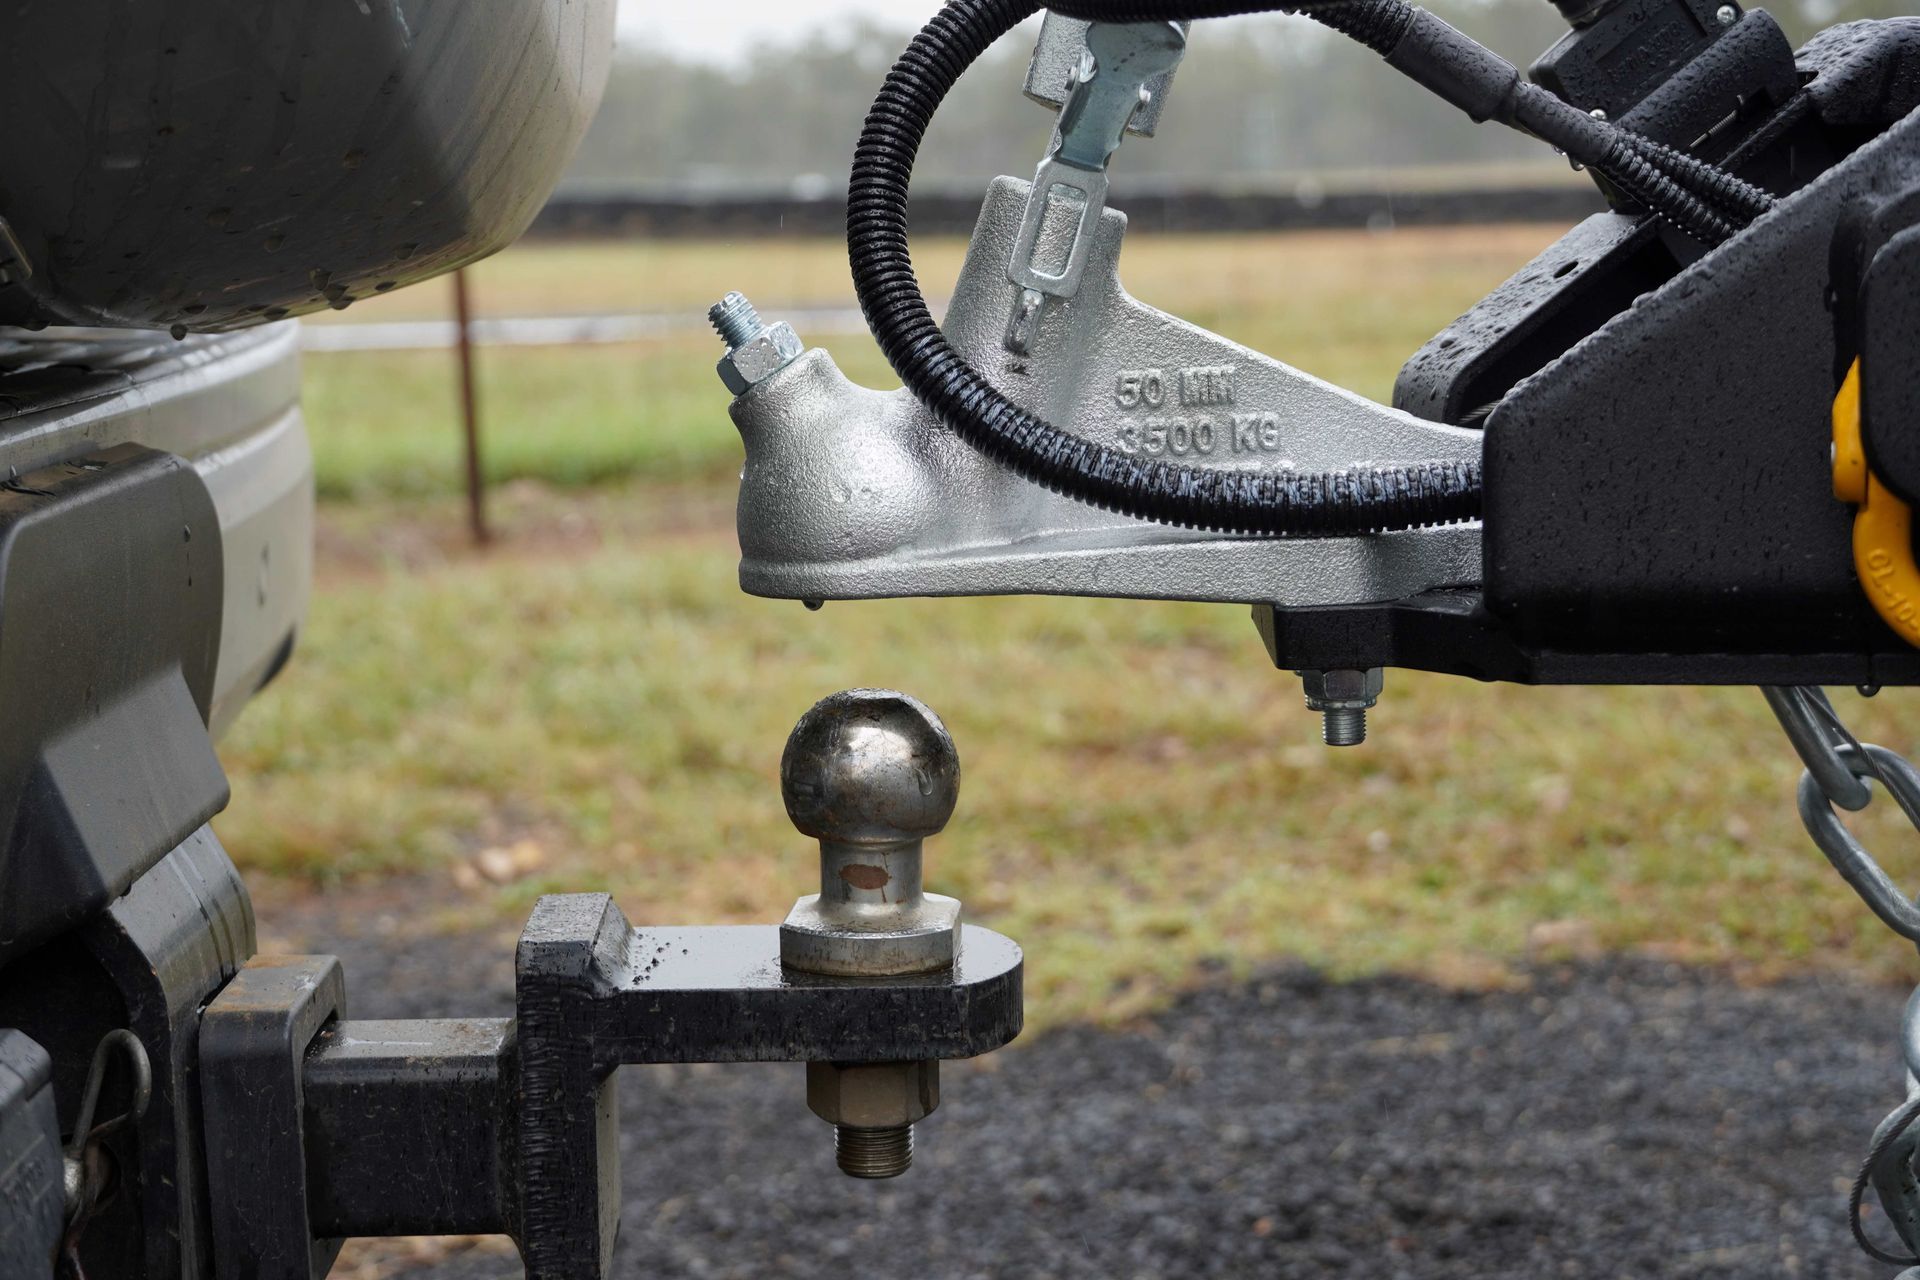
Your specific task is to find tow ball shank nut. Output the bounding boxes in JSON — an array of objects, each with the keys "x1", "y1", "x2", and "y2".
[{"x1": 806, "y1": 1059, "x2": 940, "y2": 1129}]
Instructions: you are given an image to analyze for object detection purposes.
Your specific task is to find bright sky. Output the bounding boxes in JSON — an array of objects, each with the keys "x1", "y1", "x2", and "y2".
[{"x1": 618, "y1": 0, "x2": 909, "y2": 62}]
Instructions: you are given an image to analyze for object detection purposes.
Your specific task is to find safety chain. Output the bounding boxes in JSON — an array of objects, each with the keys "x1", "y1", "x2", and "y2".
[{"x1": 1763, "y1": 686, "x2": 1920, "y2": 1271}]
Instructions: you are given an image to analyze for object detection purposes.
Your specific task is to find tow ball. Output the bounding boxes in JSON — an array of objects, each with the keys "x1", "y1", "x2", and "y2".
[{"x1": 197, "y1": 690, "x2": 1020, "y2": 1280}]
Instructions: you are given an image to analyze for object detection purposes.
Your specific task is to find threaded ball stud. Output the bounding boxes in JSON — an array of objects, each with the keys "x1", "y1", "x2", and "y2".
[{"x1": 708, "y1": 291, "x2": 764, "y2": 348}]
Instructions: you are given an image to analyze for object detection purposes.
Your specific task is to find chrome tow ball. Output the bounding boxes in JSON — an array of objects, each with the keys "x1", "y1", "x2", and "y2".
[{"x1": 778, "y1": 688, "x2": 964, "y2": 1177}]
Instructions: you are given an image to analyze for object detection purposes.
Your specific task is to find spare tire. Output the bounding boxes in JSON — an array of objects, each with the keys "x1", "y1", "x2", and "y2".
[{"x1": 0, "y1": 0, "x2": 614, "y2": 333}]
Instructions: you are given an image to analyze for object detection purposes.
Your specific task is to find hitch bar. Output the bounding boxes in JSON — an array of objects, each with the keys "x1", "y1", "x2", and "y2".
[{"x1": 201, "y1": 900, "x2": 1022, "y2": 1279}]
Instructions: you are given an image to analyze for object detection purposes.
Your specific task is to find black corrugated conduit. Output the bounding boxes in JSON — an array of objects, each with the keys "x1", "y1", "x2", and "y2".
[{"x1": 847, "y1": 0, "x2": 1776, "y2": 535}]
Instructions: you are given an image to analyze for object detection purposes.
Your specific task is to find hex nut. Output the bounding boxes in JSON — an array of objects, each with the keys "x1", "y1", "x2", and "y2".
[
  {"x1": 806, "y1": 1060, "x2": 939, "y2": 1129},
  {"x1": 1300, "y1": 667, "x2": 1384, "y2": 710},
  {"x1": 717, "y1": 321, "x2": 804, "y2": 395}
]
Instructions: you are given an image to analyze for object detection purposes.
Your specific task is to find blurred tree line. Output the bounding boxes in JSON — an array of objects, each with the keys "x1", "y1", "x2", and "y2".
[{"x1": 565, "y1": 0, "x2": 1913, "y2": 194}]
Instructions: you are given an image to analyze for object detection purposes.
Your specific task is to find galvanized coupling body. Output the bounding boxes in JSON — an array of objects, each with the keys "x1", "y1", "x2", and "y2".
[{"x1": 779, "y1": 688, "x2": 963, "y2": 1177}]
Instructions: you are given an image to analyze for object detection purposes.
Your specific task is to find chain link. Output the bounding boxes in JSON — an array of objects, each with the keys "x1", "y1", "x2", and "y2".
[
  {"x1": 1764, "y1": 685, "x2": 1920, "y2": 1267},
  {"x1": 1763, "y1": 686, "x2": 1877, "y2": 810},
  {"x1": 1763, "y1": 686, "x2": 1920, "y2": 910},
  {"x1": 1797, "y1": 743, "x2": 1920, "y2": 941}
]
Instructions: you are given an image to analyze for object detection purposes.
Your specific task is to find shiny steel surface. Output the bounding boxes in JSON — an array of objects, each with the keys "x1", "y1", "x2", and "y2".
[
  {"x1": 730, "y1": 178, "x2": 1482, "y2": 606},
  {"x1": 778, "y1": 690, "x2": 964, "y2": 978}
]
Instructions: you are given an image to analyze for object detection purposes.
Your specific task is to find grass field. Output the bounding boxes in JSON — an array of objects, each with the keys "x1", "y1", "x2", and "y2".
[{"x1": 218, "y1": 228, "x2": 1920, "y2": 1031}]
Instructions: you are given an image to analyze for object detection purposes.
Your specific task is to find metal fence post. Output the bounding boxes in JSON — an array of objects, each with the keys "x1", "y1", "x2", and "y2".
[{"x1": 452, "y1": 269, "x2": 489, "y2": 546}]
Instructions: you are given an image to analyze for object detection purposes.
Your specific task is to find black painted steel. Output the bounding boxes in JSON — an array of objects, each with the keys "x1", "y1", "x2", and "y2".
[
  {"x1": 0, "y1": 0, "x2": 614, "y2": 333},
  {"x1": 1482, "y1": 105, "x2": 1920, "y2": 658},
  {"x1": 201, "y1": 956, "x2": 347, "y2": 1280},
  {"x1": 1614, "y1": 11, "x2": 1800, "y2": 157},
  {"x1": 1604, "y1": 11, "x2": 1810, "y2": 267},
  {"x1": 1833, "y1": 175, "x2": 1920, "y2": 508},
  {"x1": 1396, "y1": 16, "x2": 1851, "y2": 428},
  {"x1": 1363, "y1": 21, "x2": 1920, "y2": 682},
  {"x1": 1862, "y1": 226, "x2": 1920, "y2": 507},
  {"x1": 1394, "y1": 211, "x2": 1668, "y2": 427},
  {"x1": 0, "y1": 445, "x2": 227, "y2": 969},
  {"x1": 191, "y1": 900, "x2": 1024, "y2": 1277},
  {"x1": 0, "y1": 1029, "x2": 61, "y2": 1280},
  {"x1": 514, "y1": 896, "x2": 1023, "y2": 1278},
  {"x1": 302, "y1": 1019, "x2": 517, "y2": 1241},
  {"x1": 1531, "y1": 0, "x2": 1737, "y2": 121},
  {"x1": 1253, "y1": 595, "x2": 1920, "y2": 687},
  {"x1": 78, "y1": 831, "x2": 252, "y2": 1278},
  {"x1": 0, "y1": 828, "x2": 255, "y2": 1278}
]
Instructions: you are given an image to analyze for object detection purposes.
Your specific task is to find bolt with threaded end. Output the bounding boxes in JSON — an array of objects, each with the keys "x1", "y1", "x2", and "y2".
[
  {"x1": 834, "y1": 1123, "x2": 915, "y2": 1178},
  {"x1": 805, "y1": 1058, "x2": 938, "y2": 1181},
  {"x1": 1322, "y1": 706, "x2": 1368, "y2": 747},
  {"x1": 709, "y1": 292, "x2": 805, "y2": 395},
  {"x1": 1299, "y1": 668, "x2": 1383, "y2": 749},
  {"x1": 709, "y1": 291, "x2": 765, "y2": 348}
]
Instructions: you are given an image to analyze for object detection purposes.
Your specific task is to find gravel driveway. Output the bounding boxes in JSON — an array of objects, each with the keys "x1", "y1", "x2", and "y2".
[{"x1": 279, "y1": 903, "x2": 1910, "y2": 1279}]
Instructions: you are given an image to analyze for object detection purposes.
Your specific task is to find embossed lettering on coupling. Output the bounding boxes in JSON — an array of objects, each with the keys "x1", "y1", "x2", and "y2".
[
  {"x1": 1179, "y1": 365, "x2": 1236, "y2": 406},
  {"x1": 1117, "y1": 412, "x2": 1288, "y2": 457},
  {"x1": 1114, "y1": 368, "x2": 1284, "y2": 456},
  {"x1": 1114, "y1": 365, "x2": 1239, "y2": 409}
]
